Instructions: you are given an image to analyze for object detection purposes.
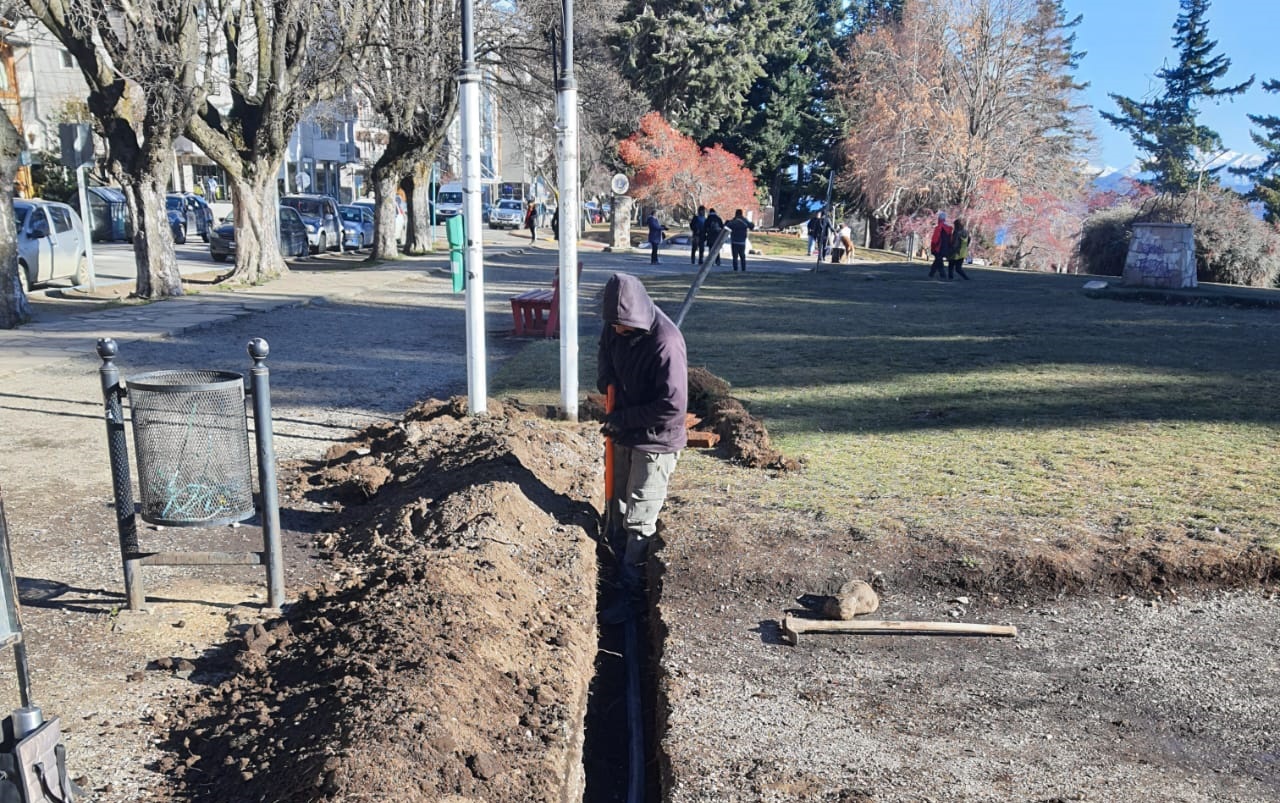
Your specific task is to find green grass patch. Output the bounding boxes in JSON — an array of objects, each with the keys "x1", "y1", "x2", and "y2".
[{"x1": 493, "y1": 262, "x2": 1280, "y2": 585}]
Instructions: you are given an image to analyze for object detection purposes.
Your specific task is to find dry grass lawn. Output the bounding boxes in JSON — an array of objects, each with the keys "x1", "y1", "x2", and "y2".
[{"x1": 495, "y1": 261, "x2": 1280, "y2": 594}]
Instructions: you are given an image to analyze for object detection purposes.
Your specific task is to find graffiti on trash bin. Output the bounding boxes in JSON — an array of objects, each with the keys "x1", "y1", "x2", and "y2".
[{"x1": 153, "y1": 472, "x2": 239, "y2": 522}]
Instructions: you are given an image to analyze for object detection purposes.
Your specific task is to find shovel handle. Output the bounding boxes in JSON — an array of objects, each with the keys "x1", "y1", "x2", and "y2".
[{"x1": 604, "y1": 385, "x2": 616, "y2": 501}]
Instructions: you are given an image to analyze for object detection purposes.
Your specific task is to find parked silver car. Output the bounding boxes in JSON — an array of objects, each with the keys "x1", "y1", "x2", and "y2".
[
  {"x1": 13, "y1": 199, "x2": 89, "y2": 290},
  {"x1": 489, "y1": 199, "x2": 526, "y2": 229}
]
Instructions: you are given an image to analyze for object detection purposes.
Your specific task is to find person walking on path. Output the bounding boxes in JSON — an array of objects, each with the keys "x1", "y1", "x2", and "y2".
[
  {"x1": 646, "y1": 210, "x2": 667, "y2": 264},
  {"x1": 597, "y1": 273, "x2": 687, "y2": 620},
  {"x1": 928, "y1": 212, "x2": 953, "y2": 279},
  {"x1": 807, "y1": 210, "x2": 832, "y2": 258},
  {"x1": 837, "y1": 221, "x2": 854, "y2": 263},
  {"x1": 725, "y1": 209, "x2": 755, "y2": 272},
  {"x1": 689, "y1": 206, "x2": 707, "y2": 265},
  {"x1": 703, "y1": 208, "x2": 724, "y2": 266},
  {"x1": 948, "y1": 218, "x2": 971, "y2": 280},
  {"x1": 525, "y1": 201, "x2": 538, "y2": 243}
]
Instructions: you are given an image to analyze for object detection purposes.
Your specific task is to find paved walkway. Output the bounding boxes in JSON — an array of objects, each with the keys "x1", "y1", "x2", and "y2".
[
  {"x1": 0, "y1": 259, "x2": 427, "y2": 379},
  {"x1": 0, "y1": 231, "x2": 861, "y2": 381}
]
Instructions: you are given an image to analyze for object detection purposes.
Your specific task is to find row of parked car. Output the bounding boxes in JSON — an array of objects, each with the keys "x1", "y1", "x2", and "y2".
[
  {"x1": 207, "y1": 195, "x2": 401, "y2": 262},
  {"x1": 13, "y1": 190, "x2": 411, "y2": 290}
]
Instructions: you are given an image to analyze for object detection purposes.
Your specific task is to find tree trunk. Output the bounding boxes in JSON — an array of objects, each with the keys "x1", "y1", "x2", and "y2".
[
  {"x1": 0, "y1": 111, "x2": 30, "y2": 328},
  {"x1": 406, "y1": 161, "x2": 434, "y2": 255},
  {"x1": 121, "y1": 168, "x2": 183, "y2": 299},
  {"x1": 370, "y1": 171, "x2": 404, "y2": 260},
  {"x1": 224, "y1": 170, "x2": 286, "y2": 284}
]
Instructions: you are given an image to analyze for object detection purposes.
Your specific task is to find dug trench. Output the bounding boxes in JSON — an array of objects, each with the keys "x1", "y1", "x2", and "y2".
[
  {"x1": 144, "y1": 371, "x2": 1280, "y2": 801},
  {"x1": 145, "y1": 368, "x2": 792, "y2": 802}
]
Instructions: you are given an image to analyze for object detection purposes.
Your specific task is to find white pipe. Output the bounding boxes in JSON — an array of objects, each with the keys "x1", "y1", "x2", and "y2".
[
  {"x1": 460, "y1": 1, "x2": 487, "y2": 414},
  {"x1": 556, "y1": 86, "x2": 579, "y2": 422},
  {"x1": 557, "y1": 1, "x2": 579, "y2": 422}
]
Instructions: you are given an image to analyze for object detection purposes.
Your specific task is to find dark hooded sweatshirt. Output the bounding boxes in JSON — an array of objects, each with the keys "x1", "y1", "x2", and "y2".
[{"x1": 597, "y1": 273, "x2": 688, "y2": 453}]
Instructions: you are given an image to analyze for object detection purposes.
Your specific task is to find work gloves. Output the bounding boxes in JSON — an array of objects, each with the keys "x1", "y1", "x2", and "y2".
[{"x1": 600, "y1": 413, "x2": 623, "y2": 438}]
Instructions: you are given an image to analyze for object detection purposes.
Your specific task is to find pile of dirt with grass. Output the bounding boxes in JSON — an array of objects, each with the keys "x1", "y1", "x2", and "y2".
[
  {"x1": 156, "y1": 399, "x2": 602, "y2": 802},
  {"x1": 687, "y1": 366, "x2": 797, "y2": 470},
  {"x1": 581, "y1": 366, "x2": 797, "y2": 471}
]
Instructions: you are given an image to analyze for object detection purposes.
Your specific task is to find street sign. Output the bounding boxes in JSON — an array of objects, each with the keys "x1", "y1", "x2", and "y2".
[
  {"x1": 610, "y1": 173, "x2": 629, "y2": 195},
  {"x1": 58, "y1": 123, "x2": 93, "y2": 169}
]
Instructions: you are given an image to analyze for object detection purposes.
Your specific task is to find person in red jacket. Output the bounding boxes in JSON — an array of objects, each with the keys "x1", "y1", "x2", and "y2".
[{"x1": 928, "y1": 211, "x2": 953, "y2": 279}]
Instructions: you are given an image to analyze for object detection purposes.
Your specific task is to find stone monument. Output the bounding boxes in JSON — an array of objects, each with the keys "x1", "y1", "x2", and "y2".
[
  {"x1": 610, "y1": 195, "x2": 634, "y2": 250},
  {"x1": 1122, "y1": 222, "x2": 1196, "y2": 289}
]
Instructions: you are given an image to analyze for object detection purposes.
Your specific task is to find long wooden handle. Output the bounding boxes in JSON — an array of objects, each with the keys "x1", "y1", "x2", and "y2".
[
  {"x1": 604, "y1": 385, "x2": 616, "y2": 501},
  {"x1": 782, "y1": 614, "x2": 1017, "y2": 645}
]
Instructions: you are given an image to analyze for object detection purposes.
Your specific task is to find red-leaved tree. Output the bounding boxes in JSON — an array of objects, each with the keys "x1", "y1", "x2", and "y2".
[{"x1": 619, "y1": 112, "x2": 758, "y2": 219}]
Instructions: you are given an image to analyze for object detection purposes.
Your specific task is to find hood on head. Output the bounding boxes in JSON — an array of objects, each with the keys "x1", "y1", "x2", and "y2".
[{"x1": 603, "y1": 273, "x2": 656, "y2": 331}]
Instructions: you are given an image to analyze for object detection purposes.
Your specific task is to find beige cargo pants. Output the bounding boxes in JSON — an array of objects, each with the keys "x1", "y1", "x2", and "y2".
[{"x1": 609, "y1": 444, "x2": 679, "y2": 571}]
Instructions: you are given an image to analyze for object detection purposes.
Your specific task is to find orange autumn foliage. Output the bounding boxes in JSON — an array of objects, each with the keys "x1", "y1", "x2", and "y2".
[{"x1": 619, "y1": 112, "x2": 759, "y2": 219}]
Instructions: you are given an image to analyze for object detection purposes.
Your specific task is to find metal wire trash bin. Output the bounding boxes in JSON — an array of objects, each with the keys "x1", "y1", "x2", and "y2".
[
  {"x1": 126, "y1": 370, "x2": 255, "y2": 527},
  {"x1": 97, "y1": 338, "x2": 284, "y2": 611}
]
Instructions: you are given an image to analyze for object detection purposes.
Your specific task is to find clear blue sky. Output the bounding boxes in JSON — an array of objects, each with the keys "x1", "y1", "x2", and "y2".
[{"x1": 1067, "y1": 0, "x2": 1279, "y2": 167}]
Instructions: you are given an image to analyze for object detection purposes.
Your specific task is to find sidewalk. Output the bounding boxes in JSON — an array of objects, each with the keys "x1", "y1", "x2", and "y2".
[{"x1": 0, "y1": 257, "x2": 431, "y2": 380}]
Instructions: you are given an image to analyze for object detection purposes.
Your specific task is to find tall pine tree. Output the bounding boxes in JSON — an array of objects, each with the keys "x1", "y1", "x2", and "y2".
[
  {"x1": 613, "y1": 1, "x2": 791, "y2": 143},
  {"x1": 1236, "y1": 80, "x2": 1280, "y2": 222},
  {"x1": 1101, "y1": 0, "x2": 1252, "y2": 194}
]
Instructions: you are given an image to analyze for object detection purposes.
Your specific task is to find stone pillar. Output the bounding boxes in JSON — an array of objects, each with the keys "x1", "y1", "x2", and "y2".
[
  {"x1": 610, "y1": 195, "x2": 634, "y2": 250},
  {"x1": 1123, "y1": 223, "x2": 1196, "y2": 289}
]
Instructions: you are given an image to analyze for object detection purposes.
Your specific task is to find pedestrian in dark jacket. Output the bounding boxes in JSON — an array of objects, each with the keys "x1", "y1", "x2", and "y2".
[
  {"x1": 724, "y1": 209, "x2": 755, "y2": 271},
  {"x1": 598, "y1": 273, "x2": 687, "y2": 617},
  {"x1": 690, "y1": 206, "x2": 707, "y2": 265},
  {"x1": 646, "y1": 210, "x2": 666, "y2": 264},
  {"x1": 948, "y1": 218, "x2": 970, "y2": 280},
  {"x1": 704, "y1": 208, "x2": 724, "y2": 266},
  {"x1": 807, "y1": 210, "x2": 832, "y2": 257},
  {"x1": 525, "y1": 202, "x2": 538, "y2": 243}
]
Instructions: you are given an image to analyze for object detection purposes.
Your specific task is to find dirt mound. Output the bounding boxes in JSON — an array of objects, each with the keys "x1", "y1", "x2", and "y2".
[{"x1": 158, "y1": 400, "x2": 602, "y2": 802}]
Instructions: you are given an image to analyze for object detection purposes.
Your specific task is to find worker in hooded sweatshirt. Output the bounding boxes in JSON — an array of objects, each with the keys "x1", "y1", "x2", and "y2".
[{"x1": 597, "y1": 273, "x2": 688, "y2": 621}]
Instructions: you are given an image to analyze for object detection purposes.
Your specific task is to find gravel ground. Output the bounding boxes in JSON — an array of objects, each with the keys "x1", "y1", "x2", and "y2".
[{"x1": 654, "y1": 457, "x2": 1280, "y2": 803}]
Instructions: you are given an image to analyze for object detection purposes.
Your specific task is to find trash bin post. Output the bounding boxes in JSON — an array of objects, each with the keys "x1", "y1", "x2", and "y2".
[
  {"x1": 96, "y1": 338, "x2": 144, "y2": 610},
  {"x1": 247, "y1": 338, "x2": 284, "y2": 610}
]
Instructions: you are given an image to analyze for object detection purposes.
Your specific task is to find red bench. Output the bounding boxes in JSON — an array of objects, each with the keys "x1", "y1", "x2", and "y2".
[
  {"x1": 510, "y1": 284, "x2": 560, "y2": 337},
  {"x1": 509, "y1": 262, "x2": 582, "y2": 338}
]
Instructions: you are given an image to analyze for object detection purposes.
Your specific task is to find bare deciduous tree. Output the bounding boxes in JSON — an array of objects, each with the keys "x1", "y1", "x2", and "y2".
[
  {"x1": 837, "y1": 0, "x2": 1091, "y2": 254},
  {"x1": 27, "y1": 0, "x2": 202, "y2": 298},
  {"x1": 184, "y1": 0, "x2": 370, "y2": 283},
  {"x1": 355, "y1": 0, "x2": 459, "y2": 258},
  {"x1": 0, "y1": 25, "x2": 31, "y2": 327}
]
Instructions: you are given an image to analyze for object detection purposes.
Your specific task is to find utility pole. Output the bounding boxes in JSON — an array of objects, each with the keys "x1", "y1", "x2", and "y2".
[
  {"x1": 556, "y1": 0, "x2": 580, "y2": 421},
  {"x1": 459, "y1": 0, "x2": 487, "y2": 414}
]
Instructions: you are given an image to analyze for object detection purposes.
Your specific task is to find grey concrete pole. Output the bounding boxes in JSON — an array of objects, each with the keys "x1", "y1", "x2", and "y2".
[
  {"x1": 557, "y1": 0, "x2": 580, "y2": 422},
  {"x1": 460, "y1": 0, "x2": 488, "y2": 415}
]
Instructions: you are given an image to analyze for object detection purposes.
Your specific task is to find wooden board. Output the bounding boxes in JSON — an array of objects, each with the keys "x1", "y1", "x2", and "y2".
[{"x1": 782, "y1": 614, "x2": 1017, "y2": 645}]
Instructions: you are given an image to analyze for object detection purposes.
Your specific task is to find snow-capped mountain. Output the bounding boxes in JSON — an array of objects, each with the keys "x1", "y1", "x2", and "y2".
[{"x1": 1087, "y1": 151, "x2": 1264, "y2": 193}]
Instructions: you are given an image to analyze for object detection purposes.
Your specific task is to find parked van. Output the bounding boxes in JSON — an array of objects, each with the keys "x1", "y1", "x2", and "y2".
[
  {"x1": 280, "y1": 194, "x2": 341, "y2": 253},
  {"x1": 435, "y1": 183, "x2": 463, "y2": 220}
]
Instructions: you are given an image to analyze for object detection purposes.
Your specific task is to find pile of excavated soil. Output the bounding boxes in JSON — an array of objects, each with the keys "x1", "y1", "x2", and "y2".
[
  {"x1": 155, "y1": 400, "x2": 603, "y2": 802},
  {"x1": 580, "y1": 366, "x2": 798, "y2": 471}
]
